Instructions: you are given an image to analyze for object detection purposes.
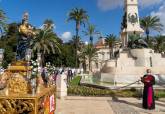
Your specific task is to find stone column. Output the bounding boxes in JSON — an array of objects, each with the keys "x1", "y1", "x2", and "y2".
[{"x1": 56, "y1": 73, "x2": 67, "y2": 99}]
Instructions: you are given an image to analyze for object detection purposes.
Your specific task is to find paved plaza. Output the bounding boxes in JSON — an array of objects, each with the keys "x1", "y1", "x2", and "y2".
[{"x1": 56, "y1": 96, "x2": 165, "y2": 114}]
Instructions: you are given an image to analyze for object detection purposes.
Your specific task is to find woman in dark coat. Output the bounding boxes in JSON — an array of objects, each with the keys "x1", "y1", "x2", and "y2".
[{"x1": 141, "y1": 69, "x2": 155, "y2": 110}]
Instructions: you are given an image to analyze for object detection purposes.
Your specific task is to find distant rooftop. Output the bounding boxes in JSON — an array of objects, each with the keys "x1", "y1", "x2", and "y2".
[{"x1": 95, "y1": 37, "x2": 106, "y2": 49}]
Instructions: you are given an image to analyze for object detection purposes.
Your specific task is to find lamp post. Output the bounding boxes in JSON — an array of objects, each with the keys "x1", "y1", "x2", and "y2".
[
  {"x1": 37, "y1": 53, "x2": 41, "y2": 74},
  {"x1": 0, "y1": 49, "x2": 4, "y2": 67},
  {"x1": 26, "y1": 49, "x2": 32, "y2": 80}
]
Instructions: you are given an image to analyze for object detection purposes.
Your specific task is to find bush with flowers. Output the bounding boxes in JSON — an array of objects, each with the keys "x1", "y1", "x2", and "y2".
[
  {"x1": 30, "y1": 60, "x2": 38, "y2": 79},
  {"x1": 46, "y1": 62, "x2": 55, "y2": 76}
]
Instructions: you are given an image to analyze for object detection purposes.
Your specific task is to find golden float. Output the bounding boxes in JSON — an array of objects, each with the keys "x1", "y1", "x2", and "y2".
[{"x1": 0, "y1": 61, "x2": 56, "y2": 114}]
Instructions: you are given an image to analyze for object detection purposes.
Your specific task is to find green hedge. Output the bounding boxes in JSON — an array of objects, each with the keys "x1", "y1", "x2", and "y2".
[
  {"x1": 68, "y1": 85, "x2": 143, "y2": 97},
  {"x1": 68, "y1": 77, "x2": 165, "y2": 98},
  {"x1": 68, "y1": 85, "x2": 165, "y2": 98},
  {"x1": 68, "y1": 85, "x2": 115, "y2": 96}
]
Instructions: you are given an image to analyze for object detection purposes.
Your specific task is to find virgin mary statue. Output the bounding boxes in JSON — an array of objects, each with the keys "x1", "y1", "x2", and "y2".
[{"x1": 16, "y1": 12, "x2": 36, "y2": 60}]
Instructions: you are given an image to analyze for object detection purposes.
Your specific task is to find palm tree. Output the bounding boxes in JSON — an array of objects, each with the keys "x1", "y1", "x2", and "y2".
[
  {"x1": 127, "y1": 34, "x2": 141, "y2": 49},
  {"x1": 153, "y1": 35, "x2": 165, "y2": 53},
  {"x1": 140, "y1": 16, "x2": 163, "y2": 43},
  {"x1": 83, "y1": 24, "x2": 100, "y2": 45},
  {"x1": 67, "y1": 8, "x2": 88, "y2": 67},
  {"x1": 68, "y1": 35, "x2": 83, "y2": 67},
  {"x1": 82, "y1": 44, "x2": 98, "y2": 72},
  {"x1": 69, "y1": 35, "x2": 82, "y2": 50},
  {"x1": 43, "y1": 19, "x2": 54, "y2": 30},
  {"x1": 0, "y1": 9, "x2": 7, "y2": 36},
  {"x1": 30, "y1": 29, "x2": 61, "y2": 67},
  {"x1": 105, "y1": 34, "x2": 116, "y2": 59}
]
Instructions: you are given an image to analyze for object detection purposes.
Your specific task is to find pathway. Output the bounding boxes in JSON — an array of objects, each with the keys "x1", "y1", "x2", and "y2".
[
  {"x1": 55, "y1": 96, "x2": 165, "y2": 114},
  {"x1": 56, "y1": 97, "x2": 114, "y2": 114}
]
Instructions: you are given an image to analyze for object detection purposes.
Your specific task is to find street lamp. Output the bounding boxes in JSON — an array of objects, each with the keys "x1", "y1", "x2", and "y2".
[
  {"x1": 0, "y1": 49, "x2": 4, "y2": 67},
  {"x1": 26, "y1": 49, "x2": 32, "y2": 79},
  {"x1": 37, "y1": 53, "x2": 42, "y2": 74}
]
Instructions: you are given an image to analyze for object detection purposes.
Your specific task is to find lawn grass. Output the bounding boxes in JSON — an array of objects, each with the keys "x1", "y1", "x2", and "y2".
[{"x1": 69, "y1": 76, "x2": 81, "y2": 86}]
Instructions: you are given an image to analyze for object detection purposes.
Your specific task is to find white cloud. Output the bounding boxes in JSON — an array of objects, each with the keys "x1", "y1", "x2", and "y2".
[
  {"x1": 61, "y1": 32, "x2": 72, "y2": 42},
  {"x1": 151, "y1": 2, "x2": 165, "y2": 34},
  {"x1": 97, "y1": 0, "x2": 163, "y2": 11},
  {"x1": 139, "y1": 0, "x2": 163, "y2": 7},
  {"x1": 97, "y1": 0, "x2": 122, "y2": 11}
]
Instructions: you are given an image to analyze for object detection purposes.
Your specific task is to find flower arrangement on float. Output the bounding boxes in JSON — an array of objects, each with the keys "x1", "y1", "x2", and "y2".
[
  {"x1": 46, "y1": 62, "x2": 56, "y2": 85},
  {"x1": 30, "y1": 60, "x2": 38, "y2": 79}
]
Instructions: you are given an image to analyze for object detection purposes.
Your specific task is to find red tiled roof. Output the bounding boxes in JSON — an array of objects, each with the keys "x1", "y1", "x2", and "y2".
[{"x1": 95, "y1": 38, "x2": 106, "y2": 49}]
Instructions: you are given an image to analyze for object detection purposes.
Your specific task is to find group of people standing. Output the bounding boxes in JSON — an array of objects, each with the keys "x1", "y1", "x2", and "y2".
[{"x1": 41, "y1": 67, "x2": 82, "y2": 86}]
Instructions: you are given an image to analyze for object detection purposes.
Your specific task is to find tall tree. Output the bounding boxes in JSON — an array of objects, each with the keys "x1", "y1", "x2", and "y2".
[
  {"x1": 69, "y1": 35, "x2": 83, "y2": 67},
  {"x1": 83, "y1": 24, "x2": 99, "y2": 45},
  {"x1": 81, "y1": 44, "x2": 98, "y2": 72},
  {"x1": 0, "y1": 9, "x2": 7, "y2": 36},
  {"x1": 67, "y1": 8, "x2": 88, "y2": 67},
  {"x1": 105, "y1": 34, "x2": 116, "y2": 59},
  {"x1": 0, "y1": 23, "x2": 19, "y2": 68},
  {"x1": 69, "y1": 35, "x2": 82, "y2": 51},
  {"x1": 30, "y1": 29, "x2": 61, "y2": 67},
  {"x1": 153, "y1": 35, "x2": 165, "y2": 53},
  {"x1": 140, "y1": 16, "x2": 163, "y2": 43}
]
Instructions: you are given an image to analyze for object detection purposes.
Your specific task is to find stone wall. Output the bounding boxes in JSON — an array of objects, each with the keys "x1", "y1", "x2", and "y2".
[
  {"x1": 117, "y1": 53, "x2": 135, "y2": 67},
  {"x1": 100, "y1": 66, "x2": 165, "y2": 84},
  {"x1": 130, "y1": 49, "x2": 165, "y2": 67},
  {"x1": 99, "y1": 49, "x2": 165, "y2": 84},
  {"x1": 152, "y1": 53, "x2": 165, "y2": 67}
]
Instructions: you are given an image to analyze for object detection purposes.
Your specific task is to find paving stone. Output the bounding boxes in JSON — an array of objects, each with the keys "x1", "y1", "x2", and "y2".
[
  {"x1": 55, "y1": 96, "x2": 165, "y2": 114},
  {"x1": 108, "y1": 101, "x2": 139, "y2": 114}
]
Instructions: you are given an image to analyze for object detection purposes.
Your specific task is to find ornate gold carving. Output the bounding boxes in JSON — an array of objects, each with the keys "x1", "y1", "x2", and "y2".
[
  {"x1": 8, "y1": 73, "x2": 28, "y2": 94},
  {"x1": 0, "y1": 86, "x2": 56, "y2": 114},
  {"x1": 0, "y1": 71, "x2": 12, "y2": 90},
  {"x1": 0, "y1": 99, "x2": 34, "y2": 114}
]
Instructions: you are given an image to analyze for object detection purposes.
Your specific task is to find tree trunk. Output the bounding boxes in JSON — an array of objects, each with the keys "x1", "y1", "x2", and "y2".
[
  {"x1": 111, "y1": 46, "x2": 114, "y2": 59},
  {"x1": 88, "y1": 58, "x2": 91, "y2": 72},
  {"x1": 90, "y1": 36, "x2": 93, "y2": 45},
  {"x1": 146, "y1": 28, "x2": 150, "y2": 44},
  {"x1": 83, "y1": 56, "x2": 86, "y2": 72},
  {"x1": 41, "y1": 53, "x2": 45, "y2": 68},
  {"x1": 109, "y1": 46, "x2": 111, "y2": 59},
  {"x1": 75, "y1": 22, "x2": 79, "y2": 68}
]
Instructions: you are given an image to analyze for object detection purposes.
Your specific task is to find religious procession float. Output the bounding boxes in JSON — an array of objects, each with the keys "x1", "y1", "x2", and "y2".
[{"x1": 0, "y1": 12, "x2": 56, "y2": 114}]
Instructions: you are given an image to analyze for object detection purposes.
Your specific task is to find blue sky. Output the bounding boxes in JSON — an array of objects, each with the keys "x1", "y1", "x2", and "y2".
[{"x1": 0, "y1": 0, "x2": 164, "y2": 42}]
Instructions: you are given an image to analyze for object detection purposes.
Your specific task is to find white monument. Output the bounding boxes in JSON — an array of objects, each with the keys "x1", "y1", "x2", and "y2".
[
  {"x1": 121, "y1": 0, "x2": 144, "y2": 47},
  {"x1": 90, "y1": 0, "x2": 165, "y2": 88}
]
